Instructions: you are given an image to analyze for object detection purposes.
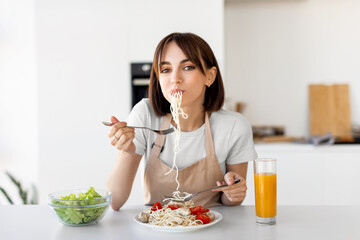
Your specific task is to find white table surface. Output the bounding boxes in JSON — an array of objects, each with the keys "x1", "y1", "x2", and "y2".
[{"x1": 0, "y1": 205, "x2": 359, "y2": 240}]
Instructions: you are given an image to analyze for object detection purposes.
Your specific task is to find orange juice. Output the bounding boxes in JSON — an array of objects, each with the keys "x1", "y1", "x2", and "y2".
[{"x1": 254, "y1": 173, "x2": 277, "y2": 218}]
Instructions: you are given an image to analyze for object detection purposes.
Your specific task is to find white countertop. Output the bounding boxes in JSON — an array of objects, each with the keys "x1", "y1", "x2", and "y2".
[
  {"x1": 255, "y1": 142, "x2": 360, "y2": 152},
  {"x1": 1, "y1": 205, "x2": 359, "y2": 240}
]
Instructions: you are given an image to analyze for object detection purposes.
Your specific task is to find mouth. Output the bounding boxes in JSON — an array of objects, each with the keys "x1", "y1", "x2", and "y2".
[{"x1": 170, "y1": 89, "x2": 184, "y2": 96}]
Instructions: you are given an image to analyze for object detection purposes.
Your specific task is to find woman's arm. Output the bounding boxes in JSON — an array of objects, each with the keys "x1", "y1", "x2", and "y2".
[
  {"x1": 107, "y1": 150, "x2": 142, "y2": 211},
  {"x1": 213, "y1": 162, "x2": 248, "y2": 206},
  {"x1": 106, "y1": 116, "x2": 143, "y2": 210}
]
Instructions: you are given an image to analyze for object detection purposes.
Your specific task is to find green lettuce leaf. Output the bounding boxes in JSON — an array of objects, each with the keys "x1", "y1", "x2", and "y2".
[{"x1": 52, "y1": 187, "x2": 108, "y2": 225}]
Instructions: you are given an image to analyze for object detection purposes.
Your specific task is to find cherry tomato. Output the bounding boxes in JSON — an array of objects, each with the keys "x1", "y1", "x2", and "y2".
[
  {"x1": 190, "y1": 206, "x2": 202, "y2": 215},
  {"x1": 201, "y1": 208, "x2": 209, "y2": 213},
  {"x1": 196, "y1": 212, "x2": 211, "y2": 224},
  {"x1": 167, "y1": 204, "x2": 180, "y2": 210},
  {"x1": 151, "y1": 202, "x2": 162, "y2": 211}
]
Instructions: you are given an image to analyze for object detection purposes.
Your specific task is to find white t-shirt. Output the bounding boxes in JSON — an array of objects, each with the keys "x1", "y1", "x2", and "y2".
[{"x1": 127, "y1": 99, "x2": 258, "y2": 173}]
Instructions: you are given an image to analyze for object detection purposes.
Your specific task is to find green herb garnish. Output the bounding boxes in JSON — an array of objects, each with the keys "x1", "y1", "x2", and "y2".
[{"x1": 51, "y1": 187, "x2": 108, "y2": 225}]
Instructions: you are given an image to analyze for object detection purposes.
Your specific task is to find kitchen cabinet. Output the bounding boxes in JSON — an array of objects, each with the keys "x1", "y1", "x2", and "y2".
[{"x1": 242, "y1": 143, "x2": 360, "y2": 206}]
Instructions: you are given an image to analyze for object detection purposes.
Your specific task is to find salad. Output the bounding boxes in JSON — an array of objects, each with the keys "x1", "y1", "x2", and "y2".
[{"x1": 50, "y1": 187, "x2": 109, "y2": 225}]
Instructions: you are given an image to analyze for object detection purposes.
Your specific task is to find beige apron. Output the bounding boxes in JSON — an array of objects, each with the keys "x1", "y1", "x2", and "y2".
[{"x1": 143, "y1": 112, "x2": 224, "y2": 208}]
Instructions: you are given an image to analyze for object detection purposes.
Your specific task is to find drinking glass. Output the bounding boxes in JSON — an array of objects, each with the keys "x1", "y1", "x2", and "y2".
[{"x1": 254, "y1": 158, "x2": 277, "y2": 224}]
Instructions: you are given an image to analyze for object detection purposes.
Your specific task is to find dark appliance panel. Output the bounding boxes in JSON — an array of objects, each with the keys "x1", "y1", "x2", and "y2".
[{"x1": 131, "y1": 62, "x2": 152, "y2": 107}]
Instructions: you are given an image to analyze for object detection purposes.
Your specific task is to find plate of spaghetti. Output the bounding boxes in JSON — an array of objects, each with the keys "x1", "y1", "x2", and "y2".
[
  {"x1": 134, "y1": 91, "x2": 224, "y2": 232},
  {"x1": 134, "y1": 200, "x2": 223, "y2": 232}
]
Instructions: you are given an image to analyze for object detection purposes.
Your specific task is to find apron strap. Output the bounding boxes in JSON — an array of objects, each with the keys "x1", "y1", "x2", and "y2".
[
  {"x1": 205, "y1": 112, "x2": 216, "y2": 158},
  {"x1": 151, "y1": 114, "x2": 172, "y2": 158}
]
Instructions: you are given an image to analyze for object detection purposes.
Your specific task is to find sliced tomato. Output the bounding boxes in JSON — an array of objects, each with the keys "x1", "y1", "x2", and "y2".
[
  {"x1": 201, "y1": 208, "x2": 209, "y2": 213},
  {"x1": 196, "y1": 212, "x2": 211, "y2": 224},
  {"x1": 190, "y1": 206, "x2": 202, "y2": 215},
  {"x1": 151, "y1": 202, "x2": 162, "y2": 211},
  {"x1": 167, "y1": 204, "x2": 180, "y2": 210}
]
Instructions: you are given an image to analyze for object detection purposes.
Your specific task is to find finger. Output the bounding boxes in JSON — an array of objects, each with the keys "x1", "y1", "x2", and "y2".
[
  {"x1": 228, "y1": 191, "x2": 246, "y2": 199},
  {"x1": 114, "y1": 127, "x2": 135, "y2": 139},
  {"x1": 222, "y1": 183, "x2": 247, "y2": 198},
  {"x1": 223, "y1": 187, "x2": 247, "y2": 201},
  {"x1": 111, "y1": 129, "x2": 134, "y2": 148},
  {"x1": 224, "y1": 172, "x2": 238, "y2": 185},
  {"x1": 213, "y1": 180, "x2": 246, "y2": 192},
  {"x1": 222, "y1": 186, "x2": 247, "y2": 197},
  {"x1": 108, "y1": 121, "x2": 128, "y2": 138},
  {"x1": 213, "y1": 180, "x2": 230, "y2": 192},
  {"x1": 232, "y1": 193, "x2": 246, "y2": 200},
  {"x1": 226, "y1": 193, "x2": 246, "y2": 203},
  {"x1": 111, "y1": 116, "x2": 120, "y2": 124},
  {"x1": 114, "y1": 136, "x2": 128, "y2": 150},
  {"x1": 110, "y1": 135, "x2": 119, "y2": 146},
  {"x1": 122, "y1": 135, "x2": 135, "y2": 151},
  {"x1": 108, "y1": 122, "x2": 131, "y2": 138},
  {"x1": 116, "y1": 130, "x2": 135, "y2": 147},
  {"x1": 226, "y1": 175, "x2": 246, "y2": 187}
]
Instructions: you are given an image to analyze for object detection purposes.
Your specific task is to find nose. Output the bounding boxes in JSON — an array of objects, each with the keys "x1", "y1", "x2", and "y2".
[{"x1": 170, "y1": 68, "x2": 182, "y2": 85}]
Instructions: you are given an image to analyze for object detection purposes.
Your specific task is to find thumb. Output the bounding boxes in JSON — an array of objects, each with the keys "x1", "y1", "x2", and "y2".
[
  {"x1": 224, "y1": 172, "x2": 237, "y2": 185},
  {"x1": 111, "y1": 116, "x2": 120, "y2": 124}
]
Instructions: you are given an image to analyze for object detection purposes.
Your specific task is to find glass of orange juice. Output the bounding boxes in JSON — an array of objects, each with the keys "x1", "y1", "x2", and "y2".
[{"x1": 254, "y1": 158, "x2": 277, "y2": 224}]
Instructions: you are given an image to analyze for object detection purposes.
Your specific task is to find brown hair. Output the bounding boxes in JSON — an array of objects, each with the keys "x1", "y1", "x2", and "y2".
[{"x1": 149, "y1": 32, "x2": 225, "y2": 116}]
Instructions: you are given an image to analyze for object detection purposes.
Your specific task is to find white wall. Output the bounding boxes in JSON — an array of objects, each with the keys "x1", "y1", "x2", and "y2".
[
  {"x1": 225, "y1": 0, "x2": 360, "y2": 137},
  {"x1": 35, "y1": 0, "x2": 129, "y2": 204},
  {"x1": 0, "y1": 0, "x2": 38, "y2": 203},
  {"x1": 126, "y1": 0, "x2": 225, "y2": 74},
  {"x1": 34, "y1": 0, "x2": 224, "y2": 205}
]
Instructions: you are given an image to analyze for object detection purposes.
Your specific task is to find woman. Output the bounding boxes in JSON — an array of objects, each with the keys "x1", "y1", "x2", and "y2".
[{"x1": 107, "y1": 32, "x2": 257, "y2": 210}]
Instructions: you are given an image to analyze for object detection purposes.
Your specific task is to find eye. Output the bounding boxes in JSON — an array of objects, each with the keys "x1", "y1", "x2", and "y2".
[
  {"x1": 184, "y1": 65, "x2": 195, "y2": 71},
  {"x1": 160, "y1": 68, "x2": 171, "y2": 73}
]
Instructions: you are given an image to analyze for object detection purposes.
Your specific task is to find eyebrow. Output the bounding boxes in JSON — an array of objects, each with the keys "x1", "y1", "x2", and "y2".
[{"x1": 160, "y1": 59, "x2": 191, "y2": 66}]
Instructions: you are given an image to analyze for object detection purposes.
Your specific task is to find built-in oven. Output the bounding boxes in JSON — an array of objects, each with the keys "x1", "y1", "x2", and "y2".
[{"x1": 131, "y1": 62, "x2": 152, "y2": 107}]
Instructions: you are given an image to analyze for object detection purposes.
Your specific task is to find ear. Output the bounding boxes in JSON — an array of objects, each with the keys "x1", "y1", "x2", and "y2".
[{"x1": 206, "y1": 66, "x2": 217, "y2": 87}]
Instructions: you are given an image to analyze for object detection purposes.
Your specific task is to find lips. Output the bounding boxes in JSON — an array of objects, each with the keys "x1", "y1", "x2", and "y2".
[{"x1": 170, "y1": 89, "x2": 184, "y2": 96}]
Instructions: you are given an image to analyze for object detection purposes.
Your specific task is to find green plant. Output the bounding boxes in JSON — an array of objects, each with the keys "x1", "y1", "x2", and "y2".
[{"x1": 0, "y1": 171, "x2": 38, "y2": 204}]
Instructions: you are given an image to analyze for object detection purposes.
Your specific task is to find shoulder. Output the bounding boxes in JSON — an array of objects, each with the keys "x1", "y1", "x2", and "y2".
[
  {"x1": 211, "y1": 109, "x2": 251, "y2": 129},
  {"x1": 128, "y1": 98, "x2": 156, "y2": 124},
  {"x1": 210, "y1": 109, "x2": 253, "y2": 138},
  {"x1": 132, "y1": 98, "x2": 152, "y2": 113},
  {"x1": 129, "y1": 98, "x2": 162, "y2": 128},
  {"x1": 131, "y1": 98, "x2": 159, "y2": 118}
]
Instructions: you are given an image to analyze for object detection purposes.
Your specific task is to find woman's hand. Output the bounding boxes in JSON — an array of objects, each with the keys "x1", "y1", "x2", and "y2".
[
  {"x1": 212, "y1": 171, "x2": 247, "y2": 205},
  {"x1": 108, "y1": 116, "x2": 136, "y2": 153}
]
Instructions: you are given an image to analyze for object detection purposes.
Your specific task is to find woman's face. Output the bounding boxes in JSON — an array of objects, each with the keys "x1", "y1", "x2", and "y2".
[{"x1": 158, "y1": 41, "x2": 215, "y2": 110}]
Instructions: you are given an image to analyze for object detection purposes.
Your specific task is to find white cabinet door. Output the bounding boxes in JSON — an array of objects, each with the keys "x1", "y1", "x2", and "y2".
[{"x1": 242, "y1": 144, "x2": 360, "y2": 206}]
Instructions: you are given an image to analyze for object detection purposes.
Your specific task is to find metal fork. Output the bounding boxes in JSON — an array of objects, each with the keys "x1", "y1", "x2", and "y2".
[
  {"x1": 102, "y1": 121, "x2": 174, "y2": 135},
  {"x1": 164, "y1": 179, "x2": 241, "y2": 202}
]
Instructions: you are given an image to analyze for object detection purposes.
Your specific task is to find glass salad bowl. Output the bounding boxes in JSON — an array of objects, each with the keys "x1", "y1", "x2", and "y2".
[{"x1": 48, "y1": 187, "x2": 112, "y2": 226}]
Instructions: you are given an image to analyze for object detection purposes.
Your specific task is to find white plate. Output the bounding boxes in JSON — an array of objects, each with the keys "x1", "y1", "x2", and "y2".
[{"x1": 134, "y1": 210, "x2": 223, "y2": 232}]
